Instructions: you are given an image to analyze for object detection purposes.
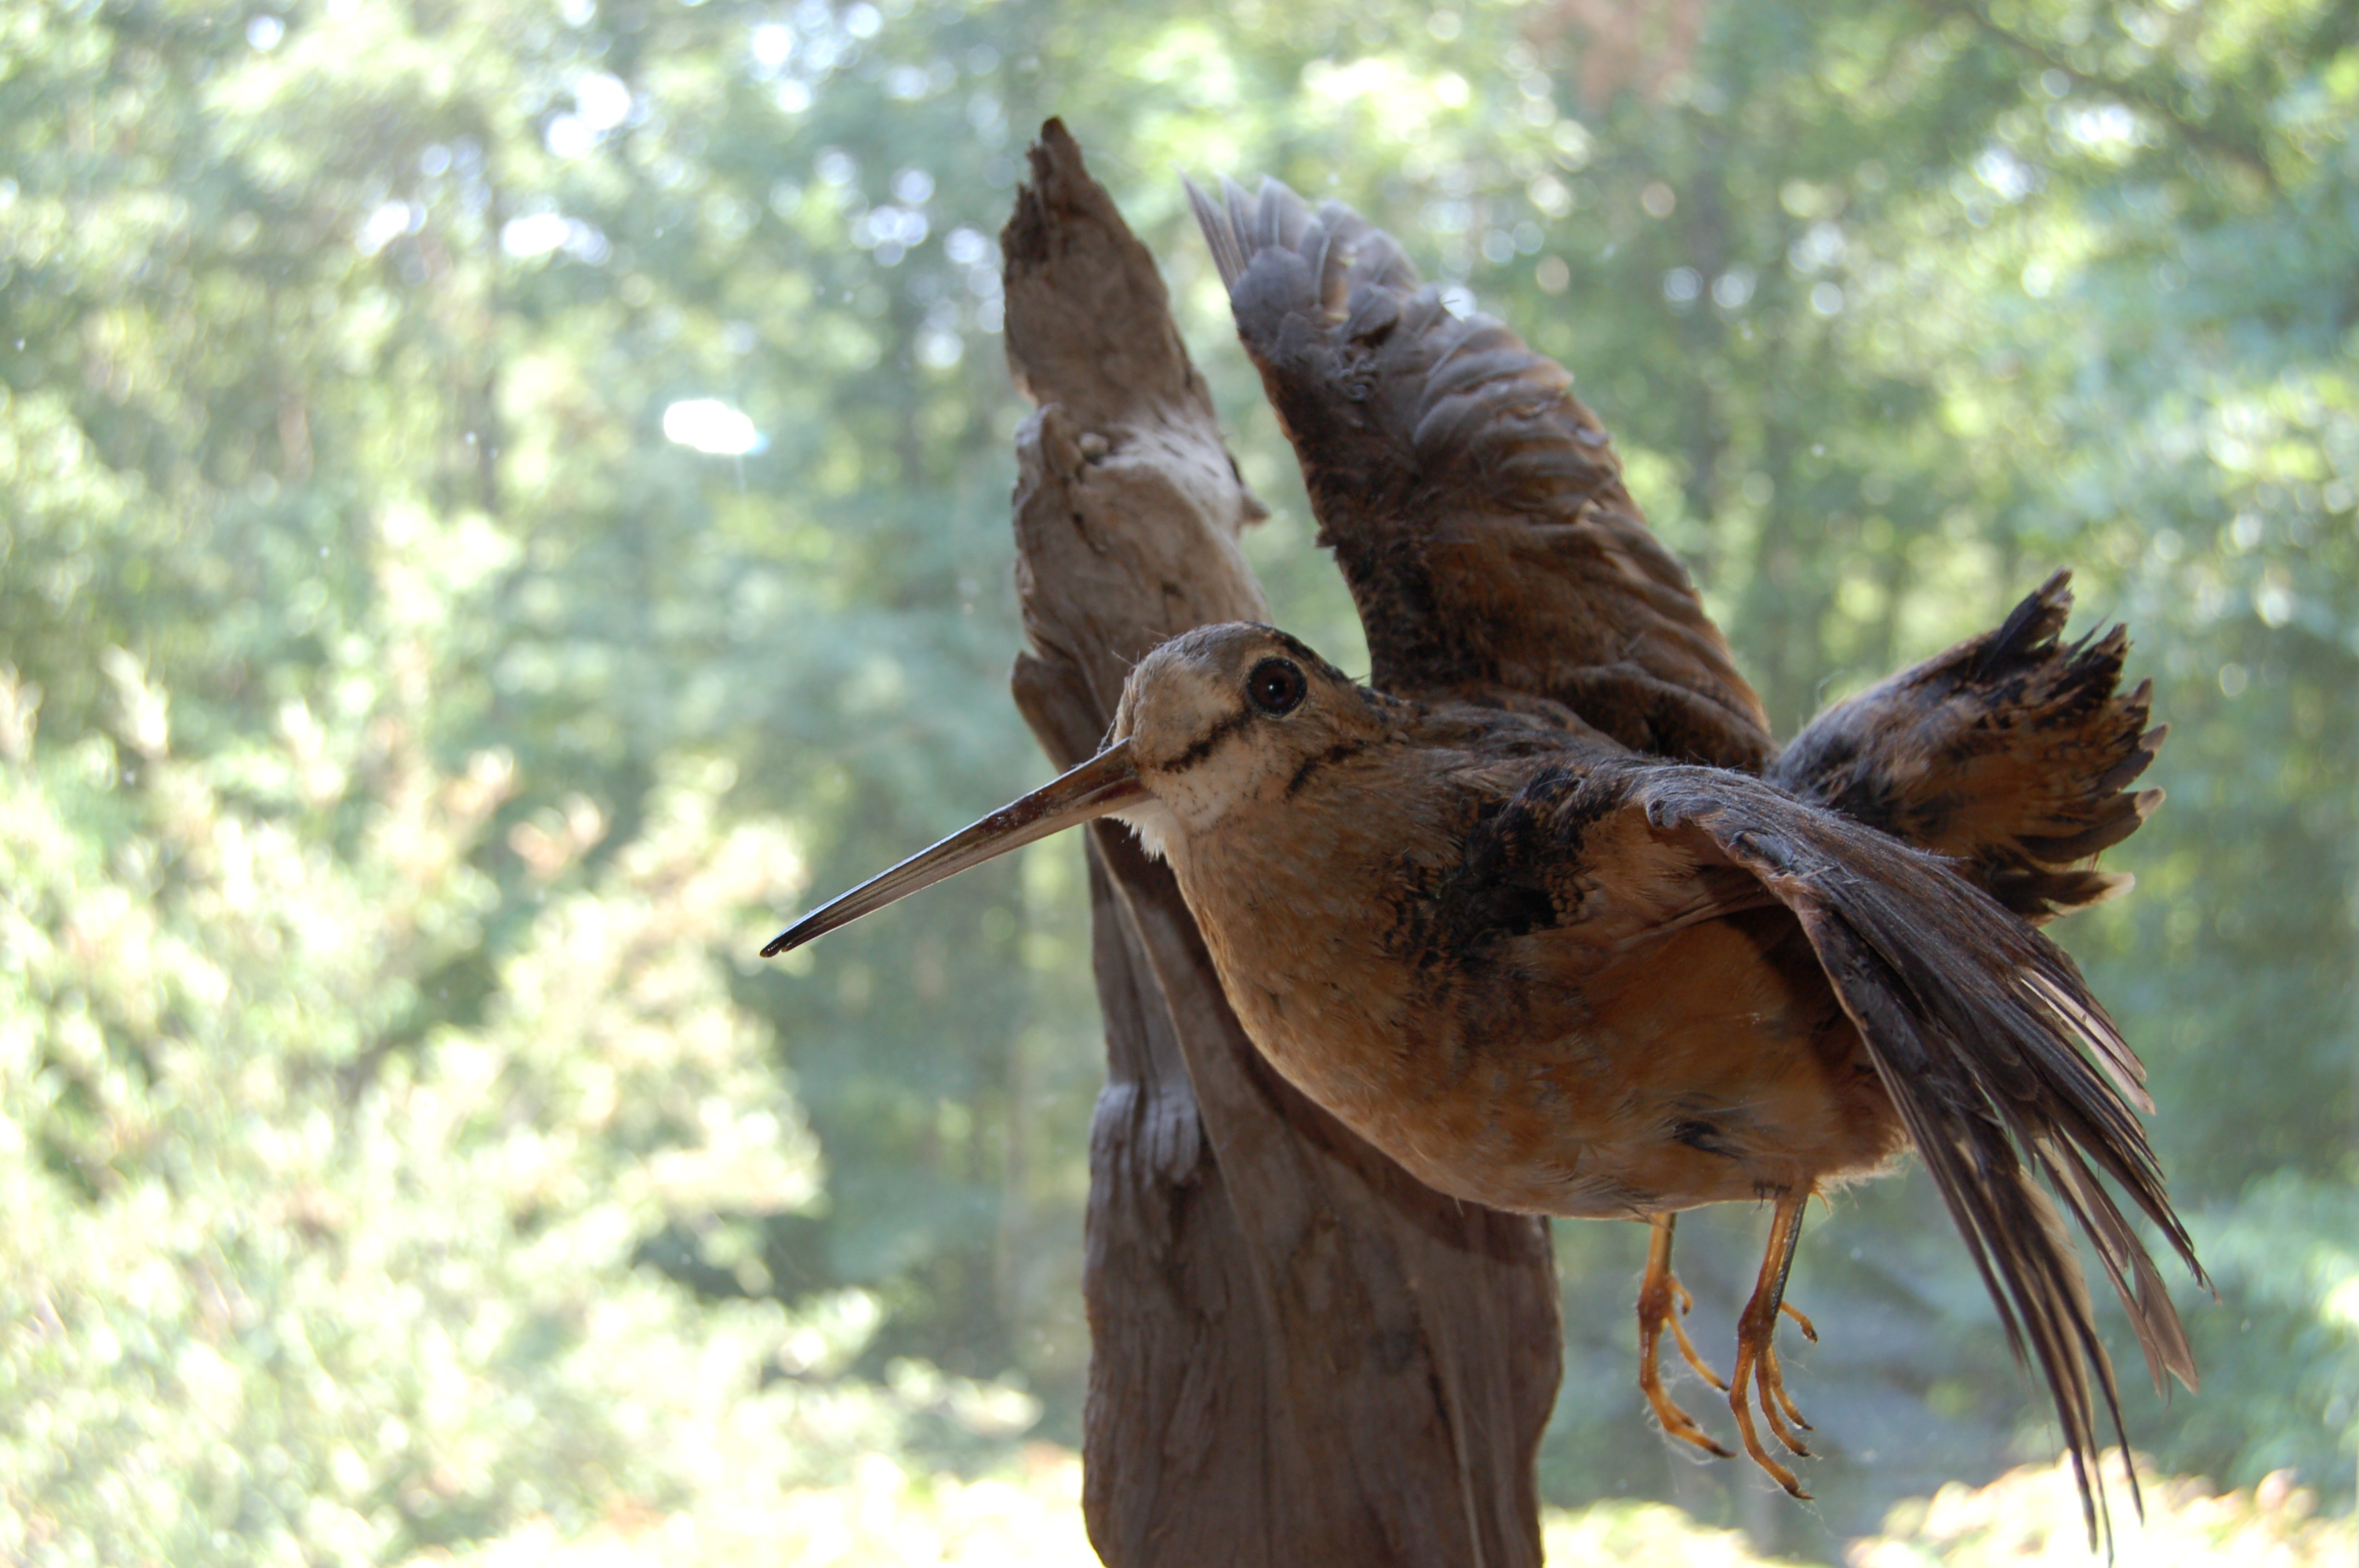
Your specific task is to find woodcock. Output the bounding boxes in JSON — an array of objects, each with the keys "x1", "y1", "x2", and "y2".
[{"x1": 767, "y1": 174, "x2": 2207, "y2": 1542}]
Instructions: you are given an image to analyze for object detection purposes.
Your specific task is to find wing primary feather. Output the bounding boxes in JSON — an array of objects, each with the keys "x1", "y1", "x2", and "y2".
[
  {"x1": 1789, "y1": 891, "x2": 2129, "y2": 1552},
  {"x1": 2045, "y1": 1138, "x2": 2201, "y2": 1394},
  {"x1": 1182, "y1": 176, "x2": 1248, "y2": 289},
  {"x1": 1303, "y1": 213, "x2": 1346, "y2": 319},
  {"x1": 2024, "y1": 970, "x2": 2153, "y2": 1109},
  {"x1": 1183, "y1": 169, "x2": 1776, "y2": 766},
  {"x1": 1630, "y1": 763, "x2": 2205, "y2": 1550}
]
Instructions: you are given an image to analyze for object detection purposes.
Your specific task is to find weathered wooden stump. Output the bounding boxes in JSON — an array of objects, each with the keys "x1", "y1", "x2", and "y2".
[{"x1": 998, "y1": 118, "x2": 1564, "y2": 1568}]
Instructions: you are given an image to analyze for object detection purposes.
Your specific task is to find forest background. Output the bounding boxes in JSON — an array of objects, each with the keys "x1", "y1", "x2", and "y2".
[{"x1": 2, "y1": 0, "x2": 2354, "y2": 1563}]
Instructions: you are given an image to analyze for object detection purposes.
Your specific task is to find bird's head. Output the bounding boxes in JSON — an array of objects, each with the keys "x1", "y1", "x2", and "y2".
[
  {"x1": 763, "y1": 622, "x2": 1385, "y2": 956},
  {"x1": 1107, "y1": 622, "x2": 1384, "y2": 858}
]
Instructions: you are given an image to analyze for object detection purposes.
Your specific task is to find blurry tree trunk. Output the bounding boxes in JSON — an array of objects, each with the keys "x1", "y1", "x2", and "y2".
[{"x1": 998, "y1": 119, "x2": 1564, "y2": 1568}]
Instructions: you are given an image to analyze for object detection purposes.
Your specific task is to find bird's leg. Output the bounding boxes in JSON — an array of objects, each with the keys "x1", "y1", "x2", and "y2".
[
  {"x1": 1648, "y1": 1214, "x2": 1730, "y2": 1392},
  {"x1": 1728, "y1": 1189, "x2": 1816, "y2": 1498},
  {"x1": 1636, "y1": 1214, "x2": 1733, "y2": 1457}
]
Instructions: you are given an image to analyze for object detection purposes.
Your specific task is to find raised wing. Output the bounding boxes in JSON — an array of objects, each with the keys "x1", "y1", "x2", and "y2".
[
  {"x1": 1770, "y1": 571, "x2": 2165, "y2": 924},
  {"x1": 1628, "y1": 761, "x2": 2204, "y2": 1547},
  {"x1": 1188, "y1": 175, "x2": 1775, "y2": 770}
]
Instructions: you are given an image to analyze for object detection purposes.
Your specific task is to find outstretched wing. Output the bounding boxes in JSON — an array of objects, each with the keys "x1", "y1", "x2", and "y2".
[
  {"x1": 1189, "y1": 175, "x2": 1774, "y2": 770},
  {"x1": 1628, "y1": 760, "x2": 2205, "y2": 1548},
  {"x1": 1770, "y1": 571, "x2": 2166, "y2": 923}
]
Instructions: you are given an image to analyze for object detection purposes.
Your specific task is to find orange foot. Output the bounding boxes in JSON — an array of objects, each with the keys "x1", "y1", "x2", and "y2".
[
  {"x1": 1637, "y1": 1213, "x2": 1732, "y2": 1458},
  {"x1": 1729, "y1": 1189, "x2": 1819, "y2": 1497}
]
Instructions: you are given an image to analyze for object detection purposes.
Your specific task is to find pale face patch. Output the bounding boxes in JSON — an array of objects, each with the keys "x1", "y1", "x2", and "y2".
[{"x1": 1111, "y1": 794, "x2": 1184, "y2": 863}]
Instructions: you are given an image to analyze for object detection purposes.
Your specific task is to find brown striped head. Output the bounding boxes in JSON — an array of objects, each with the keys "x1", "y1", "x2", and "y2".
[{"x1": 1108, "y1": 622, "x2": 1392, "y2": 862}]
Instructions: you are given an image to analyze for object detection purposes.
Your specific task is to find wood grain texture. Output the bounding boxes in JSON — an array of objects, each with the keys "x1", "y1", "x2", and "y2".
[{"x1": 1000, "y1": 120, "x2": 1561, "y2": 1568}]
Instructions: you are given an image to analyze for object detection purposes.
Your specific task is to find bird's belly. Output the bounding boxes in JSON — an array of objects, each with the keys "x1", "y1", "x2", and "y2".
[
  {"x1": 1251, "y1": 1009, "x2": 1898, "y2": 1219},
  {"x1": 1201, "y1": 907, "x2": 1906, "y2": 1221},
  {"x1": 1254, "y1": 1018, "x2": 1846, "y2": 1218}
]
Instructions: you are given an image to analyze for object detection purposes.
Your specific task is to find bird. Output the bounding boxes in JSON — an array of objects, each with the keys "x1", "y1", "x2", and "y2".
[{"x1": 765, "y1": 172, "x2": 2205, "y2": 1544}]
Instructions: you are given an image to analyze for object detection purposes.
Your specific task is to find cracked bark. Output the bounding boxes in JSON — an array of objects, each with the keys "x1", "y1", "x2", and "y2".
[{"x1": 998, "y1": 119, "x2": 1563, "y2": 1568}]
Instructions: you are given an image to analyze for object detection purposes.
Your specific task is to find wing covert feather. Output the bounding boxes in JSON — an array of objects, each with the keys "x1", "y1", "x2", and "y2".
[
  {"x1": 1189, "y1": 175, "x2": 1775, "y2": 768},
  {"x1": 1772, "y1": 572, "x2": 2167, "y2": 923}
]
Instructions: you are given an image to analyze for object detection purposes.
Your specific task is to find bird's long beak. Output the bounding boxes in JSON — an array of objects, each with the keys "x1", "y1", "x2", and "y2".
[{"x1": 762, "y1": 739, "x2": 1144, "y2": 957}]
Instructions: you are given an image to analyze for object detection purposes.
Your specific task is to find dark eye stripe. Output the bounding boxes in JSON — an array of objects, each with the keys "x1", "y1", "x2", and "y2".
[{"x1": 1166, "y1": 708, "x2": 1256, "y2": 771}]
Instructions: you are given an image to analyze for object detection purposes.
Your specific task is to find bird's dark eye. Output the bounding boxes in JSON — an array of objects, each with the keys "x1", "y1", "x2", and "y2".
[{"x1": 1245, "y1": 658, "x2": 1307, "y2": 716}]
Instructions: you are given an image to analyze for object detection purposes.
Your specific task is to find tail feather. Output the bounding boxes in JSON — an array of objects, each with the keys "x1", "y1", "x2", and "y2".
[{"x1": 1770, "y1": 572, "x2": 2163, "y2": 924}]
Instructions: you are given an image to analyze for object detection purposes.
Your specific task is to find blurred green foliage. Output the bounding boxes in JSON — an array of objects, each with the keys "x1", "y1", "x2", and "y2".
[{"x1": 0, "y1": 0, "x2": 2351, "y2": 1561}]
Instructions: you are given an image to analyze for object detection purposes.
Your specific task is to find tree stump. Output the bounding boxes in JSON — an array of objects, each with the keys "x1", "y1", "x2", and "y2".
[{"x1": 998, "y1": 118, "x2": 1565, "y2": 1568}]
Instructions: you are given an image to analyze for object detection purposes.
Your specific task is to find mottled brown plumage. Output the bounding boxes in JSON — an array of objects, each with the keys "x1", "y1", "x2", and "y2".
[
  {"x1": 1182, "y1": 174, "x2": 2199, "y2": 1526},
  {"x1": 1187, "y1": 176, "x2": 1773, "y2": 770},
  {"x1": 768, "y1": 621, "x2": 2200, "y2": 1539},
  {"x1": 766, "y1": 172, "x2": 2205, "y2": 1550},
  {"x1": 1770, "y1": 568, "x2": 2166, "y2": 924}
]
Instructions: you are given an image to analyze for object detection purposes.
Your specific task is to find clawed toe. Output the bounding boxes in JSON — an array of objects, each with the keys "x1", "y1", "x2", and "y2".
[
  {"x1": 1641, "y1": 1316, "x2": 1736, "y2": 1457},
  {"x1": 1637, "y1": 1214, "x2": 1733, "y2": 1457},
  {"x1": 1728, "y1": 1190, "x2": 1817, "y2": 1497},
  {"x1": 1762, "y1": 1341, "x2": 1813, "y2": 1433},
  {"x1": 1729, "y1": 1334, "x2": 1812, "y2": 1497},
  {"x1": 1667, "y1": 1284, "x2": 1730, "y2": 1393},
  {"x1": 1637, "y1": 1200, "x2": 1830, "y2": 1490},
  {"x1": 1643, "y1": 1369, "x2": 1736, "y2": 1457}
]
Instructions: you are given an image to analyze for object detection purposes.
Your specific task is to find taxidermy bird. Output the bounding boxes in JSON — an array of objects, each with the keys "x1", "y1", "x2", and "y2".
[{"x1": 766, "y1": 175, "x2": 2205, "y2": 1543}]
